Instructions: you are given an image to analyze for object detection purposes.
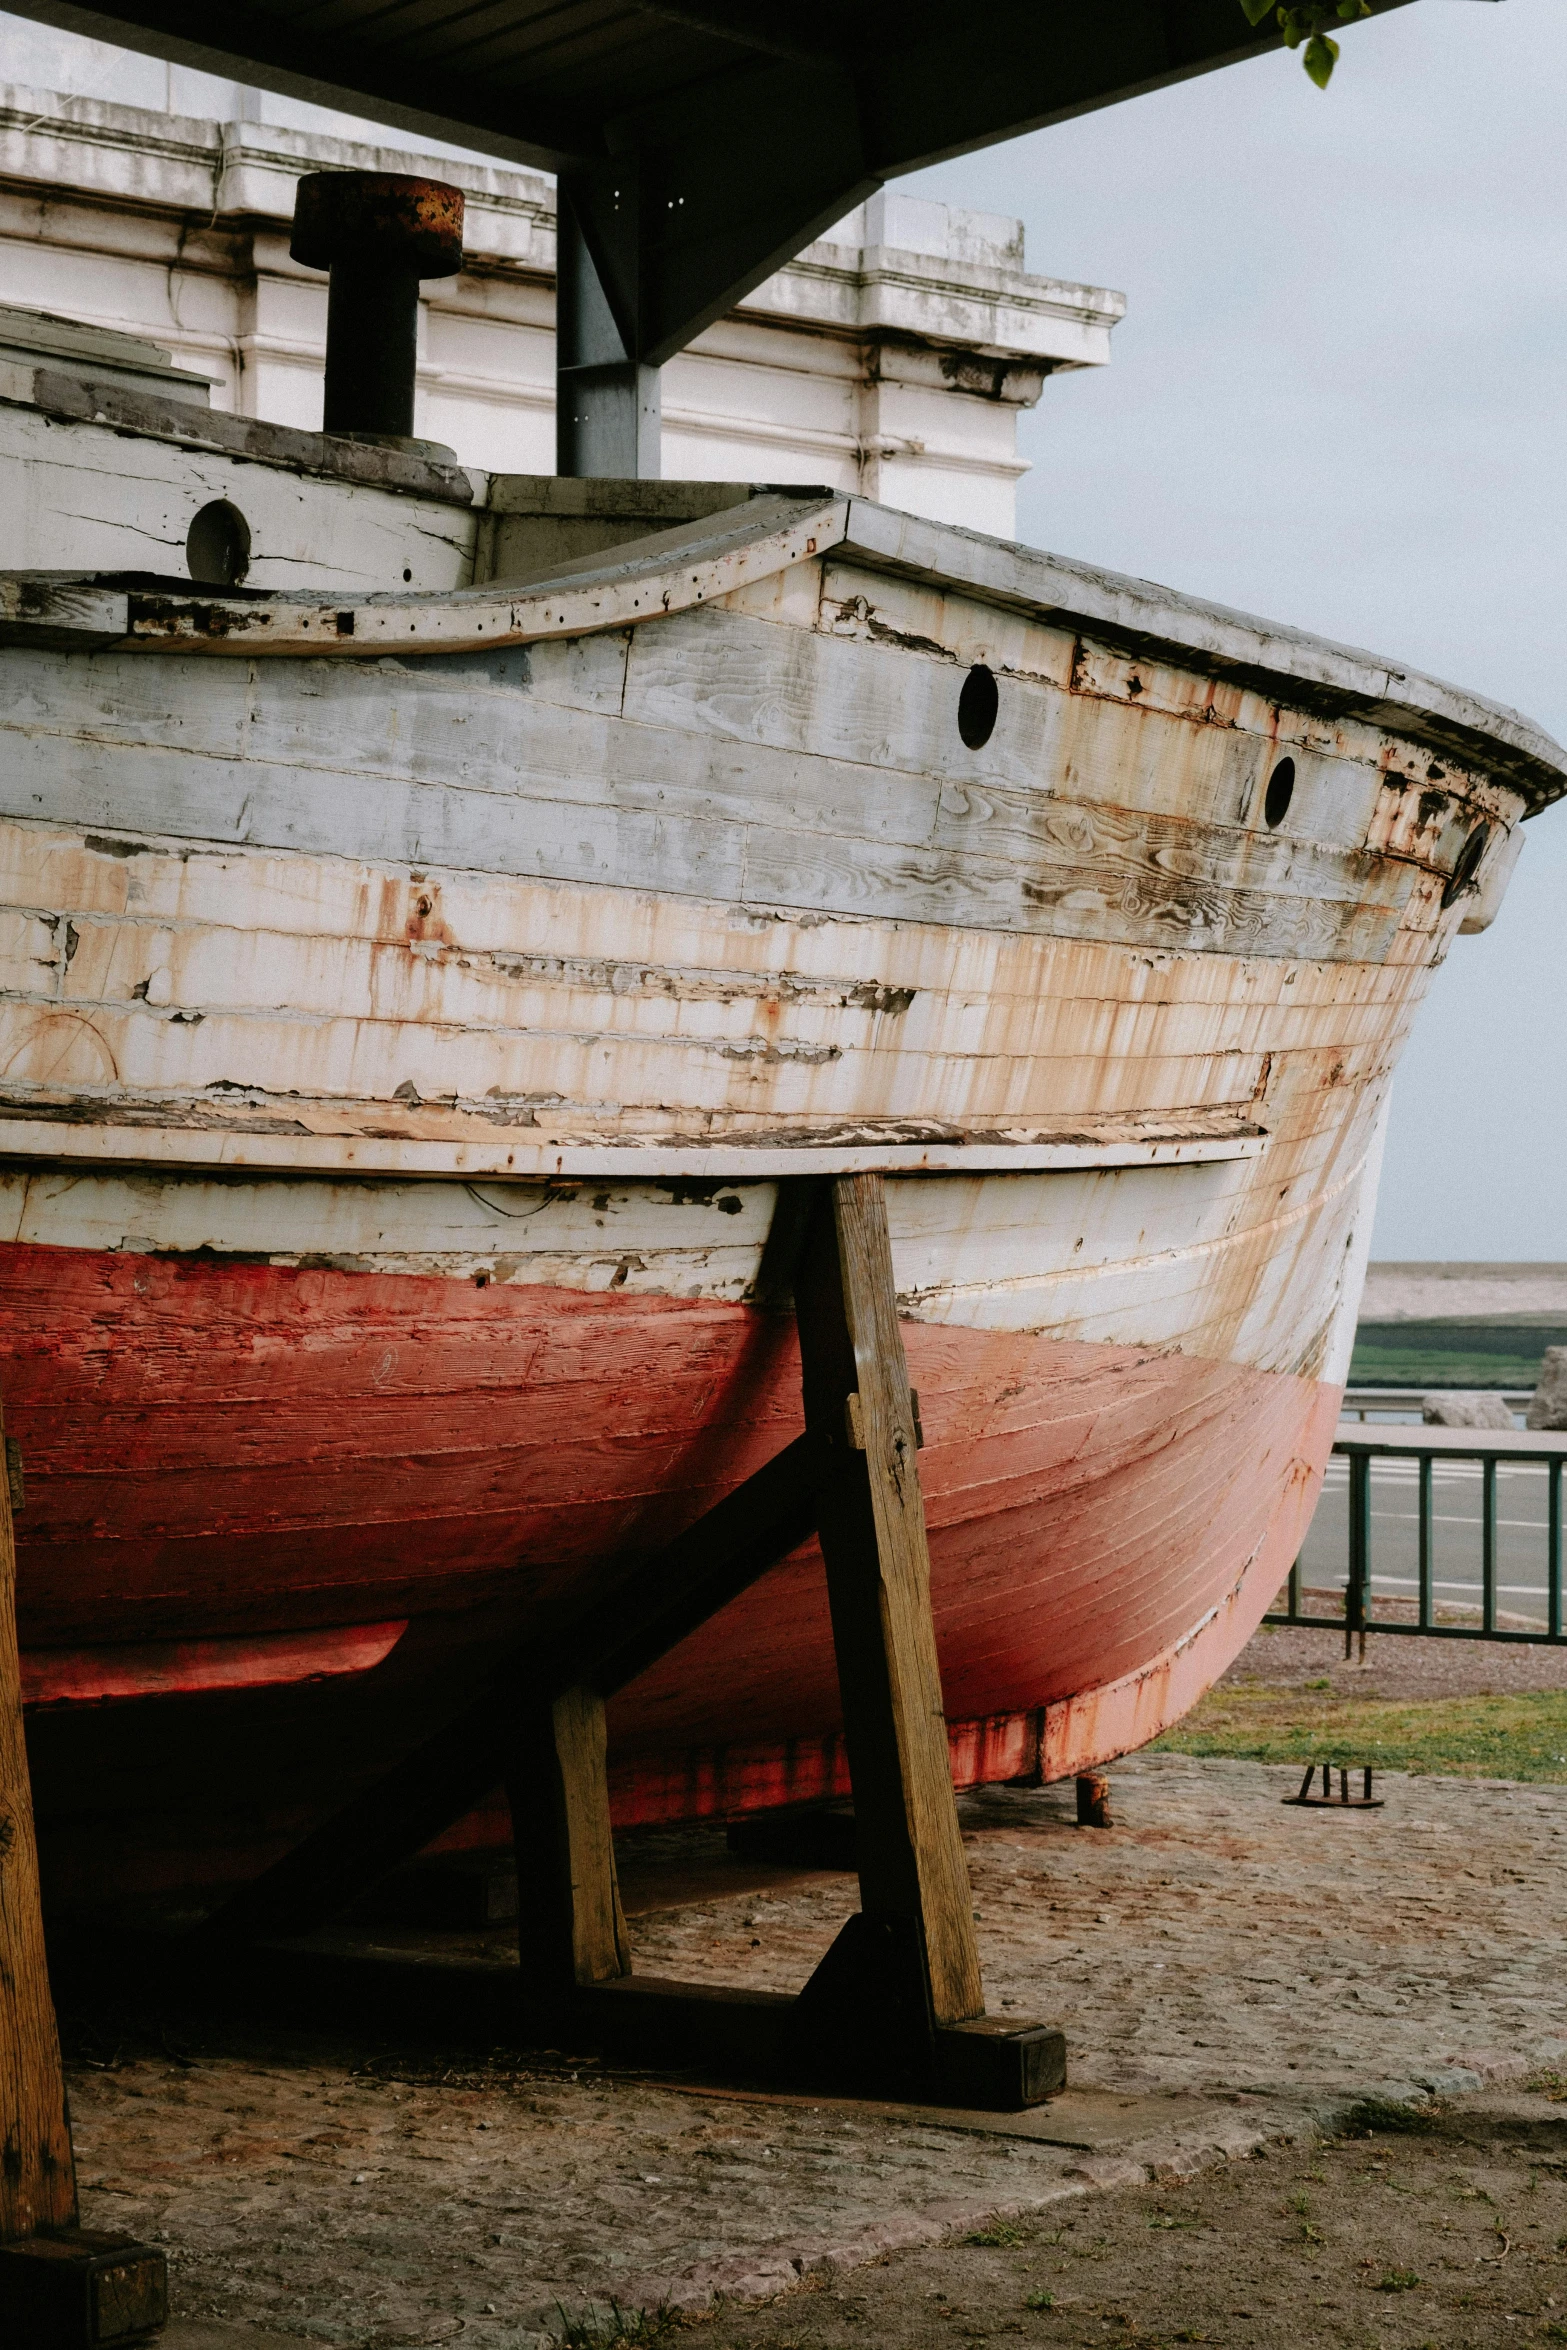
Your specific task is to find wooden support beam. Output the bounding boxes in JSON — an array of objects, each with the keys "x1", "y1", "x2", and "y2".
[
  {"x1": 0, "y1": 1402, "x2": 76, "y2": 2243},
  {"x1": 204, "y1": 1175, "x2": 1063, "y2": 2110},
  {"x1": 506, "y1": 1683, "x2": 630, "y2": 2012},
  {"x1": 569, "y1": 1175, "x2": 1064, "y2": 2109},
  {"x1": 208, "y1": 1430, "x2": 824, "y2": 1943},
  {"x1": 0, "y1": 1400, "x2": 169, "y2": 2345},
  {"x1": 794, "y1": 1174, "x2": 985, "y2": 2029}
]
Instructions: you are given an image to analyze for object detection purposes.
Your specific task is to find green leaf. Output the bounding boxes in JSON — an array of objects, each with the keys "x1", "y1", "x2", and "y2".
[
  {"x1": 1239, "y1": 0, "x2": 1274, "y2": 22},
  {"x1": 1304, "y1": 30, "x2": 1339, "y2": 85},
  {"x1": 1337, "y1": 0, "x2": 1371, "y2": 16}
]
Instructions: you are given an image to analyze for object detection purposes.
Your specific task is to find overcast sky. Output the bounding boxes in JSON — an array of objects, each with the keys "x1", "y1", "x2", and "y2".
[
  {"x1": 907, "y1": 0, "x2": 1566, "y2": 1263},
  {"x1": 1, "y1": 0, "x2": 1555, "y2": 1261}
]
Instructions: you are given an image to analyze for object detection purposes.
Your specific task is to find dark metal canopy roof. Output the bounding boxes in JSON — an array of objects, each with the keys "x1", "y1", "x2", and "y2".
[{"x1": 10, "y1": 0, "x2": 1412, "y2": 366}]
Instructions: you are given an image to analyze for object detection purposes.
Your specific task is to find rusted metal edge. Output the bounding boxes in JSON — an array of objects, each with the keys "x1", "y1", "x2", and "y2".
[{"x1": 0, "y1": 1117, "x2": 1268, "y2": 1181}]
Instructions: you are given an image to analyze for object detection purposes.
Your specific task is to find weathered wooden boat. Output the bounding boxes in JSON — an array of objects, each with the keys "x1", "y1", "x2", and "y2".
[{"x1": 2, "y1": 312, "x2": 1561, "y2": 1914}]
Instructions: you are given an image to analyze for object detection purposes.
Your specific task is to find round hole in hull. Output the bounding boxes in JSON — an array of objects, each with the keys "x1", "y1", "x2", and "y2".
[
  {"x1": 187, "y1": 499, "x2": 252, "y2": 587},
  {"x1": 958, "y1": 663, "x2": 998, "y2": 749},
  {"x1": 1263, "y1": 757, "x2": 1296, "y2": 829}
]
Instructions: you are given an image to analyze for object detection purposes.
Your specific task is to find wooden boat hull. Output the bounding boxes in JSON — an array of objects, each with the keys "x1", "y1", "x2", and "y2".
[
  {"x1": 9, "y1": 1204, "x2": 1338, "y2": 1908},
  {"x1": 0, "y1": 490, "x2": 1558, "y2": 1908}
]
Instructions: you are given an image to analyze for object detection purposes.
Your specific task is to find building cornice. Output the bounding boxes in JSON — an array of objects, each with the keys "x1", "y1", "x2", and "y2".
[{"x1": 0, "y1": 82, "x2": 1122, "y2": 373}]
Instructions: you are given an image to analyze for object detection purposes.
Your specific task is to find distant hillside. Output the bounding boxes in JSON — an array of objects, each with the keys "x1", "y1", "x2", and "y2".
[{"x1": 1353, "y1": 1263, "x2": 1567, "y2": 1387}]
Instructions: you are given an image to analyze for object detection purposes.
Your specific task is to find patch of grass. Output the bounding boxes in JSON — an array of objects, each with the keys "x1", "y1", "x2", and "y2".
[
  {"x1": 1152, "y1": 1685, "x2": 1567, "y2": 1782},
  {"x1": 965, "y1": 2221, "x2": 1025, "y2": 2247},
  {"x1": 1024, "y1": 2290, "x2": 1055, "y2": 2310},
  {"x1": 1370, "y1": 2268, "x2": 1421, "y2": 2291},
  {"x1": 1349, "y1": 1320, "x2": 1567, "y2": 1388},
  {"x1": 553, "y1": 2301, "x2": 680, "y2": 2348}
]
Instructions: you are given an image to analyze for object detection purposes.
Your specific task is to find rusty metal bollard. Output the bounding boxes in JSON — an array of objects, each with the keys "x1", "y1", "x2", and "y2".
[{"x1": 291, "y1": 171, "x2": 465, "y2": 443}]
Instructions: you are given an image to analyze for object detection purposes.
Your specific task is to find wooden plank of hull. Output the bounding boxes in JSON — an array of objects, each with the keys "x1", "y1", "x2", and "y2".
[
  {"x1": 18, "y1": 1312, "x2": 1336, "y2": 1909},
  {"x1": 7, "y1": 1219, "x2": 1335, "y2": 1821},
  {"x1": 2, "y1": 1252, "x2": 1333, "y2": 1661},
  {"x1": 0, "y1": 541, "x2": 1527, "y2": 1189},
  {"x1": 0, "y1": 1111, "x2": 1378, "y2": 1651}
]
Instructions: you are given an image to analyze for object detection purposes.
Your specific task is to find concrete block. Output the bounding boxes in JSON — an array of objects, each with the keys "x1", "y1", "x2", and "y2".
[
  {"x1": 1527, "y1": 1346, "x2": 1567, "y2": 1431},
  {"x1": 1422, "y1": 1390, "x2": 1515, "y2": 1429}
]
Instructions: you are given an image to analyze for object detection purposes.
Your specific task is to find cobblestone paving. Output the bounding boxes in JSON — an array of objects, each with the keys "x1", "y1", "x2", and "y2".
[{"x1": 71, "y1": 1756, "x2": 1567, "y2": 2347}]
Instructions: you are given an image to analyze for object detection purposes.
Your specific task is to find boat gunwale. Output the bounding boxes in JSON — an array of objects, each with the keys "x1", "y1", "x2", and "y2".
[{"x1": 0, "y1": 489, "x2": 1560, "y2": 810}]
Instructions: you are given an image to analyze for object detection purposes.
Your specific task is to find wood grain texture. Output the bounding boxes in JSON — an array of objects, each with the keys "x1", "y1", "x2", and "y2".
[
  {"x1": 507, "y1": 1683, "x2": 631, "y2": 2002},
  {"x1": 19, "y1": 1313, "x2": 1333, "y2": 1913},
  {"x1": 0, "y1": 1396, "x2": 76, "y2": 2237},
  {"x1": 0, "y1": 398, "x2": 477, "y2": 594},
  {"x1": 796, "y1": 1176, "x2": 983, "y2": 2028}
]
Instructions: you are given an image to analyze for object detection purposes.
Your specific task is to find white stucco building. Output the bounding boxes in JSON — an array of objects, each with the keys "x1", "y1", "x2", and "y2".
[{"x1": 0, "y1": 12, "x2": 1124, "y2": 534}]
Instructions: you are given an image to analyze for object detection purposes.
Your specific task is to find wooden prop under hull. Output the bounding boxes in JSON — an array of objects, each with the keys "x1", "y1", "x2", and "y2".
[
  {"x1": 9, "y1": 1223, "x2": 1337, "y2": 1912},
  {"x1": 193, "y1": 1174, "x2": 1066, "y2": 2109}
]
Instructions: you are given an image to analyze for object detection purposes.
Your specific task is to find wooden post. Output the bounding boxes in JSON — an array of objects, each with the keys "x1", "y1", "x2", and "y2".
[
  {"x1": 1075, "y1": 1772, "x2": 1111, "y2": 1829},
  {"x1": 506, "y1": 1683, "x2": 630, "y2": 2011},
  {"x1": 0, "y1": 1406, "x2": 76, "y2": 2242},
  {"x1": 0, "y1": 1402, "x2": 169, "y2": 2343},
  {"x1": 794, "y1": 1173, "x2": 985, "y2": 2030}
]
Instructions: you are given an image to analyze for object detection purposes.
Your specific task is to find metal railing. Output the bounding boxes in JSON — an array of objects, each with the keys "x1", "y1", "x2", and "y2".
[
  {"x1": 1265, "y1": 1426, "x2": 1567, "y2": 1652},
  {"x1": 1338, "y1": 1386, "x2": 1532, "y2": 1424}
]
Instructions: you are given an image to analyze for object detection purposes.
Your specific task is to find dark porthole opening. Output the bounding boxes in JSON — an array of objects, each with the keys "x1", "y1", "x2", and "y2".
[
  {"x1": 1442, "y1": 820, "x2": 1491, "y2": 908},
  {"x1": 958, "y1": 663, "x2": 998, "y2": 750},
  {"x1": 187, "y1": 499, "x2": 252, "y2": 587},
  {"x1": 1263, "y1": 756, "x2": 1296, "y2": 830}
]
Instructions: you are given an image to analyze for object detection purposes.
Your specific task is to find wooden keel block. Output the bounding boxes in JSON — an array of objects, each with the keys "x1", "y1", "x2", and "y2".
[
  {"x1": 0, "y1": 2227, "x2": 168, "y2": 2346},
  {"x1": 1075, "y1": 1772, "x2": 1112, "y2": 1829},
  {"x1": 570, "y1": 1977, "x2": 795, "y2": 2077},
  {"x1": 934, "y1": 2017, "x2": 1068, "y2": 2113}
]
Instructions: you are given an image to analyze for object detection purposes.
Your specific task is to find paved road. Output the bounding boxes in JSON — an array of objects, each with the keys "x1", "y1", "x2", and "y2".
[{"x1": 1298, "y1": 1452, "x2": 1559, "y2": 1630}]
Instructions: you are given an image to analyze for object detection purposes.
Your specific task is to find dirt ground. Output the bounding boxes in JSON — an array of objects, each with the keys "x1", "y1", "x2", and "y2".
[
  {"x1": 63, "y1": 1748, "x2": 1567, "y2": 2348},
  {"x1": 695, "y1": 2088, "x2": 1567, "y2": 2350},
  {"x1": 153, "y1": 2085, "x2": 1567, "y2": 2350},
  {"x1": 1223, "y1": 1623, "x2": 1567, "y2": 1703}
]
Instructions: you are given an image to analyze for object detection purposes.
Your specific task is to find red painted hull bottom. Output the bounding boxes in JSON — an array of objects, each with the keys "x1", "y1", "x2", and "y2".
[{"x1": 0, "y1": 1244, "x2": 1338, "y2": 1913}]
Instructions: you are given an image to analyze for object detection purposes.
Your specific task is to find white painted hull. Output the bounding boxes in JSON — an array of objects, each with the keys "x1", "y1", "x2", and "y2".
[{"x1": 0, "y1": 488, "x2": 1557, "y2": 1900}]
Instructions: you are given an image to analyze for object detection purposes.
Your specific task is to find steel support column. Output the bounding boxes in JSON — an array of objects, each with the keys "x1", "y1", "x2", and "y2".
[{"x1": 555, "y1": 186, "x2": 660, "y2": 479}]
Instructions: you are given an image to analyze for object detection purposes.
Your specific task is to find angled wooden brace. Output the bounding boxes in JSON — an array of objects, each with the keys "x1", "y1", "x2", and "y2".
[
  {"x1": 0, "y1": 1405, "x2": 168, "y2": 2346},
  {"x1": 206, "y1": 1430, "x2": 825, "y2": 1948},
  {"x1": 201, "y1": 1177, "x2": 1063, "y2": 2109},
  {"x1": 526, "y1": 1176, "x2": 1064, "y2": 2109}
]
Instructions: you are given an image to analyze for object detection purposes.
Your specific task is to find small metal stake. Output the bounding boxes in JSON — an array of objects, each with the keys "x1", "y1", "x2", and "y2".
[{"x1": 1282, "y1": 1763, "x2": 1383, "y2": 1810}]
